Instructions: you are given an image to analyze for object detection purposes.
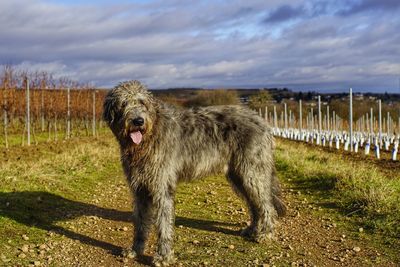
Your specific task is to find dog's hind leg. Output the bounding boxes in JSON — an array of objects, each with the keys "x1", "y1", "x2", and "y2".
[
  {"x1": 227, "y1": 165, "x2": 277, "y2": 243},
  {"x1": 226, "y1": 170, "x2": 259, "y2": 233}
]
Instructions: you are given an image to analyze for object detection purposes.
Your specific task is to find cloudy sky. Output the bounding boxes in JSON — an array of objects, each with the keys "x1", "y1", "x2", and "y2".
[{"x1": 1, "y1": 0, "x2": 400, "y2": 92}]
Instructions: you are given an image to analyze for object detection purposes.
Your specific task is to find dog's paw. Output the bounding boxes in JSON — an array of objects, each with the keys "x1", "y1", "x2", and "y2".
[
  {"x1": 253, "y1": 232, "x2": 274, "y2": 243},
  {"x1": 121, "y1": 248, "x2": 137, "y2": 259},
  {"x1": 153, "y1": 252, "x2": 176, "y2": 267},
  {"x1": 241, "y1": 227, "x2": 274, "y2": 243},
  {"x1": 240, "y1": 226, "x2": 255, "y2": 238}
]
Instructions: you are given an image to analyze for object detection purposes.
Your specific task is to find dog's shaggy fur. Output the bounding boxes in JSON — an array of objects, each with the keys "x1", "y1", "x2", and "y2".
[{"x1": 103, "y1": 81, "x2": 285, "y2": 266}]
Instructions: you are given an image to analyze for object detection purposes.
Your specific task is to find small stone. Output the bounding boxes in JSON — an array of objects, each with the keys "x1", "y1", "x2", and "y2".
[
  {"x1": 358, "y1": 228, "x2": 364, "y2": 233},
  {"x1": 122, "y1": 249, "x2": 136, "y2": 259},
  {"x1": 21, "y1": 245, "x2": 29, "y2": 253},
  {"x1": 122, "y1": 226, "x2": 128, "y2": 232},
  {"x1": 22, "y1": 235, "x2": 29, "y2": 241},
  {"x1": 353, "y1": 247, "x2": 361, "y2": 253},
  {"x1": 39, "y1": 244, "x2": 47, "y2": 250},
  {"x1": 228, "y1": 245, "x2": 235, "y2": 250},
  {"x1": 126, "y1": 252, "x2": 135, "y2": 259},
  {"x1": 33, "y1": 261, "x2": 41, "y2": 266},
  {"x1": 18, "y1": 253, "x2": 26, "y2": 259},
  {"x1": 286, "y1": 245, "x2": 294, "y2": 250},
  {"x1": 192, "y1": 240, "x2": 200, "y2": 245},
  {"x1": 47, "y1": 231, "x2": 54, "y2": 237}
]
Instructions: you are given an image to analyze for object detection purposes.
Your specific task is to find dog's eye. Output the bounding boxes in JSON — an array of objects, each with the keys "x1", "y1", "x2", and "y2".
[{"x1": 139, "y1": 99, "x2": 148, "y2": 110}]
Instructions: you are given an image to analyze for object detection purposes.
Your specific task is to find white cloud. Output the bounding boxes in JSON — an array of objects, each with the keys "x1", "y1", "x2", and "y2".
[{"x1": 0, "y1": 0, "x2": 399, "y2": 91}]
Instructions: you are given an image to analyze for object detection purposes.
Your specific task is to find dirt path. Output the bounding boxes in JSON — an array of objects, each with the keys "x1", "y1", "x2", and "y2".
[{"x1": 12, "y1": 177, "x2": 395, "y2": 267}]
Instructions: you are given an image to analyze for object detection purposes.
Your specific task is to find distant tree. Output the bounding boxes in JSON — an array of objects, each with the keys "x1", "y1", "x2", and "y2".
[
  {"x1": 383, "y1": 92, "x2": 390, "y2": 101},
  {"x1": 296, "y1": 91, "x2": 303, "y2": 101},
  {"x1": 248, "y1": 91, "x2": 272, "y2": 110}
]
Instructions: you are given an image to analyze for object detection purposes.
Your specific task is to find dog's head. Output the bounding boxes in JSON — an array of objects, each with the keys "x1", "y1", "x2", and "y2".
[{"x1": 103, "y1": 80, "x2": 156, "y2": 146}]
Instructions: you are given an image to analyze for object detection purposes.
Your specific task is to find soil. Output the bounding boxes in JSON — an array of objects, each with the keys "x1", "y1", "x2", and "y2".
[{"x1": 5, "y1": 178, "x2": 397, "y2": 267}]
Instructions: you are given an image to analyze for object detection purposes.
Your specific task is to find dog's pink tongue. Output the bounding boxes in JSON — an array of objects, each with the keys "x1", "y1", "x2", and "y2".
[{"x1": 130, "y1": 131, "x2": 142, "y2": 144}]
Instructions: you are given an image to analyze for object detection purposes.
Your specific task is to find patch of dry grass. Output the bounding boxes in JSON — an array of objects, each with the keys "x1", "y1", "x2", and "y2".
[
  {"x1": 0, "y1": 136, "x2": 120, "y2": 198},
  {"x1": 275, "y1": 139, "x2": 400, "y2": 237}
]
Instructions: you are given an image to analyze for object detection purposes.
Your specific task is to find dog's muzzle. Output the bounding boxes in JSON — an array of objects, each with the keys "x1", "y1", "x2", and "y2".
[
  {"x1": 126, "y1": 117, "x2": 146, "y2": 145},
  {"x1": 132, "y1": 117, "x2": 144, "y2": 127}
]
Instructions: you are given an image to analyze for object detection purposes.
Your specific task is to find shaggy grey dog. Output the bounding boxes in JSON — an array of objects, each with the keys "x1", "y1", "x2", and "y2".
[{"x1": 103, "y1": 81, "x2": 285, "y2": 266}]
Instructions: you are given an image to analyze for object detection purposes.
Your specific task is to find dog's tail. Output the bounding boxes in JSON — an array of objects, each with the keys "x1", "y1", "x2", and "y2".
[{"x1": 271, "y1": 167, "x2": 286, "y2": 217}]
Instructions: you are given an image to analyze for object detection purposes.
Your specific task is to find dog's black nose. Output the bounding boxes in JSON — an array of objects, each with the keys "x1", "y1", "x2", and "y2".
[{"x1": 132, "y1": 117, "x2": 144, "y2": 126}]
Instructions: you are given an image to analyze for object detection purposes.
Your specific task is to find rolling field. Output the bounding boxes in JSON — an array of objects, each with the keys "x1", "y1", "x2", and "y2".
[{"x1": 0, "y1": 133, "x2": 399, "y2": 266}]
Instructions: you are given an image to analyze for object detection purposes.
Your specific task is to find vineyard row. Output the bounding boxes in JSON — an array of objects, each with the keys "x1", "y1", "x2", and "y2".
[{"x1": 265, "y1": 89, "x2": 400, "y2": 161}]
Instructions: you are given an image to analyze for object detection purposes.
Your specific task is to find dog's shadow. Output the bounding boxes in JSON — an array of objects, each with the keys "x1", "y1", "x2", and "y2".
[
  {"x1": 0, "y1": 191, "x2": 240, "y2": 264},
  {"x1": 0, "y1": 191, "x2": 132, "y2": 255}
]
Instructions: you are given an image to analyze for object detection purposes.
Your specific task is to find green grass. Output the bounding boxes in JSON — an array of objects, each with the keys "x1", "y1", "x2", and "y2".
[
  {"x1": 0, "y1": 125, "x2": 109, "y2": 148},
  {"x1": 275, "y1": 139, "x2": 400, "y2": 239},
  {"x1": 0, "y1": 133, "x2": 121, "y2": 265},
  {"x1": 1, "y1": 134, "x2": 399, "y2": 266}
]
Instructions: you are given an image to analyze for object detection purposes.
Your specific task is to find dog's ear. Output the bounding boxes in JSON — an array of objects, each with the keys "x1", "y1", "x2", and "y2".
[{"x1": 103, "y1": 92, "x2": 117, "y2": 125}]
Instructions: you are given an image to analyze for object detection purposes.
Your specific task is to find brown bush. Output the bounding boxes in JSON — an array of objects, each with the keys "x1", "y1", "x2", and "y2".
[{"x1": 185, "y1": 89, "x2": 240, "y2": 107}]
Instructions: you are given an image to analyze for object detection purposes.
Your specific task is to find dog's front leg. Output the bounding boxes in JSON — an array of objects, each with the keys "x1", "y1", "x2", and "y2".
[
  {"x1": 123, "y1": 187, "x2": 153, "y2": 259},
  {"x1": 153, "y1": 191, "x2": 176, "y2": 266},
  {"x1": 133, "y1": 187, "x2": 153, "y2": 255}
]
